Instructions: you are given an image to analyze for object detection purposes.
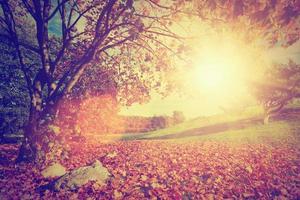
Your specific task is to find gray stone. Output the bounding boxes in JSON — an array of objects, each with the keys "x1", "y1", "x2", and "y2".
[
  {"x1": 41, "y1": 163, "x2": 67, "y2": 178},
  {"x1": 54, "y1": 160, "x2": 110, "y2": 191}
]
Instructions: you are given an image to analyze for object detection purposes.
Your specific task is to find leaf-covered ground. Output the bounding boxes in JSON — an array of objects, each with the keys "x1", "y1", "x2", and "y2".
[{"x1": 1, "y1": 135, "x2": 300, "y2": 199}]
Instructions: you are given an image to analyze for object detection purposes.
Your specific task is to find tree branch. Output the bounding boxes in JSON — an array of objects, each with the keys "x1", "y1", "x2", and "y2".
[
  {"x1": 67, "y1": 0, "x2": 77, "y2": 27},
  {"x1": 146, "y1": 0, "x2": 172, "y2": 10},
  {"x1": 98, "y1": 35, "x2": 132, "y2": 53},
  {"x1": 47, "y1": 0, "x2": 70, "y2": 21},
  {"x1": 66, "y1": 5, "x2": 95, "y2": 33},
  {"x1": 51, "y1": 30, "x2": 88, "y2": 68},
  {"x1": 95, "y1": 0, "x2": 117, "y2": 37},
  {"x1": 21, "y1": 0, "x2": 37, "y2": 19}
]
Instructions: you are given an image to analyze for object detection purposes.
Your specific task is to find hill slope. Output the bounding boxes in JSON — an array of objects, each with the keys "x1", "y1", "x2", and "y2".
[{"x1": 98, "y1": 107, "x2": 300, "y2": 146}]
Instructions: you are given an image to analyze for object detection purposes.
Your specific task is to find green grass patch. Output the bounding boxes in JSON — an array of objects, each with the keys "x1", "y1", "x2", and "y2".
[
  {"x1": 168, "y1": 119, "x2": 300, "y2": 145},
  {"x1": 100, "y1": 105, "x2": 300, "y2": 146},
  {"x1": 121, "y1": 105, "x2": 263, "y2": 140}
]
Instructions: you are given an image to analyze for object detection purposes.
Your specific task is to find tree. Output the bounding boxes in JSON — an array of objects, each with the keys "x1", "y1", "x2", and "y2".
[
  {"x1": 0, "y1": 32, "x2": 39, "y2": 142},
  {"x1": 172, "y1": 110, "x2": 185, "y2": 124},
  {"x1": 251, "y1": 60, "x2": 300, "y2": 124},
  {"x1": 151, "y1": 116, "x2": 167, "y2": 130},
  {"x1": 188, "y1": 0, "x2": 300, "y2": 48},
  {"x1": 0, "y1": 0, "x2": 185, "y2": 166}
]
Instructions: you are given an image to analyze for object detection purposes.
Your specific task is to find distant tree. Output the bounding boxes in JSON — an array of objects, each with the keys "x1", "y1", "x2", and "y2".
[
  {"x1": 151, "y1": 116, "x2": 167, "y2": 130},
  {"x1": 251, "y1": 60, "x2": 300, "y2": 124},
  {"x1": 172, "y1": 111, "x2": 185, "y2": 124}
]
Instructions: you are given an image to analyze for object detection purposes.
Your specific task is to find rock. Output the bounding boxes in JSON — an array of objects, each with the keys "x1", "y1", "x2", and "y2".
[
  {"x1": 41, "y1": 163, "x2": 66, "y2": 178},
  {"x1": 54, "y1": 160, "x2": 110, "y2": 191}
]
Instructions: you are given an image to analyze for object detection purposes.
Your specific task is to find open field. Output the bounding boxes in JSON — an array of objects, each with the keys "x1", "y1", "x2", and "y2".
[
  {"x1": 1, "y1": 107, "x2": 300, "y2": 199},
  {"x1": 99, "y1": 106, "x2": 300, "y2": 144}
]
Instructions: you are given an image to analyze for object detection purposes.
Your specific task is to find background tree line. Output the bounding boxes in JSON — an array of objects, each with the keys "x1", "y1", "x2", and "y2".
[{"x1": 122, "y1": 111, "x2": 185, "y2": 133}]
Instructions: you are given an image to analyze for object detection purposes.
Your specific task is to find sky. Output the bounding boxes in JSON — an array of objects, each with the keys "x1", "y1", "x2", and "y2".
[
  {"x1": 46, "y1": 3, "x2": 300, "y2": 119},
  {"x1": 120, "y1": 40, "x2": 300, "y2": 119}
]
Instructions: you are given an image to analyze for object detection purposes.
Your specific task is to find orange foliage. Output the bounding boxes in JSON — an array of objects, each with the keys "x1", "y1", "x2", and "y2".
[
  {"x1": 55, "y1": 94, "x2": 123, "y2": 137},
  {"x1": 1, "y1": 139, "x2": 300, "y2": 199},
  {"x1": 77, "y1": 95, "x2": 123, "y2": 134}
]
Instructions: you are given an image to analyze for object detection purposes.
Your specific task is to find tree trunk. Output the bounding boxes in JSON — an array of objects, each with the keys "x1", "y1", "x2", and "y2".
[
  {"x1": 16, "y1": 109, "x2": 38, "y2": 163},
  {"x1": 263, "y1": 114, "x2": 270, "y2": 125},
  {"x1": 16, "y1": 96, "x2": 67, "y2": 168},
  {"x1": 263, "y1": 100, "x2": 285, "y2": 125}
]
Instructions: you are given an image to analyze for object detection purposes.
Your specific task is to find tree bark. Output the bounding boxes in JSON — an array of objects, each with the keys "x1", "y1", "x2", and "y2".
[
  {"x1": 263, "y1": 114, "x2": 270, "y2": 125},
  {"x1": 16, "y1": 92, "x2": 67, "y2": 168}
]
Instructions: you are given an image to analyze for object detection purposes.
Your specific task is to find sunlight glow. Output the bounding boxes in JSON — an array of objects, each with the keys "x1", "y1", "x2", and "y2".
[
  {"x1": 122, "y1": 25, "x2": 271, "y2": 118},
  {"x1": 196, "y1": 60, "x2": 230, "y2": 90},
  {"x1": 190, "y1": 31, "x2": 265, "y2": 106}
]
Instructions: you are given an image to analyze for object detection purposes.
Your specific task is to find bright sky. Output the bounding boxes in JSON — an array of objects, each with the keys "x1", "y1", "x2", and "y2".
[
  {"x1": 120, "y1": 40, "x2": 300, "y2": 119},
  {"x1": 47, "y1": 2, "x2": 300, "y2": 119}
]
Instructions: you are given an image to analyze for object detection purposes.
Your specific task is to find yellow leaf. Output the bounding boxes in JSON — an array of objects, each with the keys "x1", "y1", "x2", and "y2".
[
  {"x1": 140, "y1": 175, "x2": 148, "y2": 181},
  {"x1": 151, "y1": 182, "x2": 163, "y2": 189},
  {"x1": 206, "y1": 193, "x2": 214, "y2": 200},
  {"x1": 246, "y1": 166, "x2": 253, "y2": 173},
  {"x1": 114, "y1": 190, "x2": 123, "y2": 199}
]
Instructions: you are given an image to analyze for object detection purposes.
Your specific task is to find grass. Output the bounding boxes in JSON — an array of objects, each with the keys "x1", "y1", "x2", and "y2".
[
  {"x1": 96, "y1": 105, "x2": 300, "y2": 146},
  {"x1": 120, "y1": 105, "x2": 263, "y2": 140},
  {"x1": 168, "y1": 119, "x2": 300, "y2": 145}
]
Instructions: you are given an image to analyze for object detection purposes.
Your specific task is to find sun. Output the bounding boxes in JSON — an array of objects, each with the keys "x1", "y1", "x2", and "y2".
[
  {"x1": 196, "y1": 60, "x2": 229, "y2": 91},
  {"x1": 190, "y1": 31, "x2": 265, "y2": 105},
  {"x1": 194, "y1": 53, "x2": 244, "y2": 97}
]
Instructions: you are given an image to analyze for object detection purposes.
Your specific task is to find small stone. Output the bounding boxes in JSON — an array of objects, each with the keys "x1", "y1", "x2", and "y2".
[
  {"x1": 41, "y1": 163, "x2": 66, "y2": 178},
  {"x1": 54, "y1": 160, "x2": 110, "y2": 191}
]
